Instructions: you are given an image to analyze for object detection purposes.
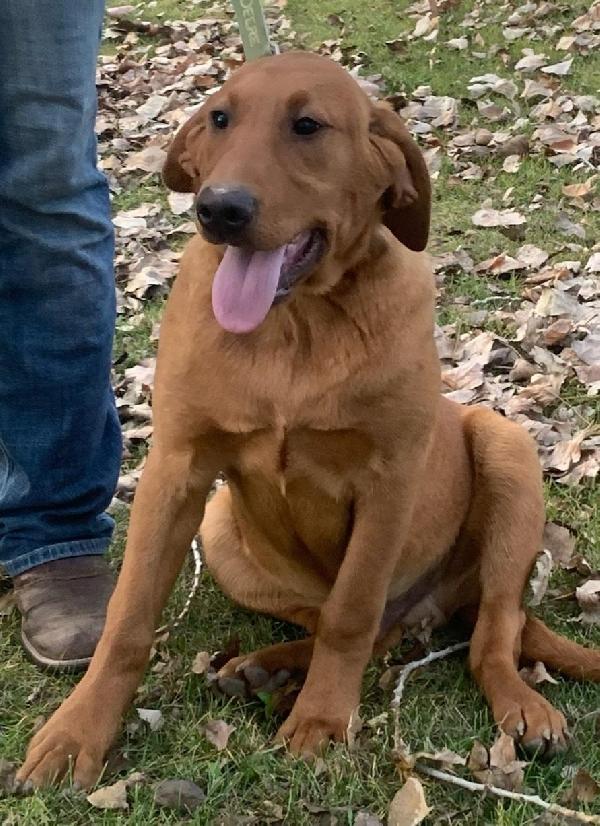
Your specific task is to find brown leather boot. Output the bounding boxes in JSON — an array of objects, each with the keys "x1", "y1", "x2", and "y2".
[{"x1": 13, "y1": 556, "x2": 115, "y2": 671}]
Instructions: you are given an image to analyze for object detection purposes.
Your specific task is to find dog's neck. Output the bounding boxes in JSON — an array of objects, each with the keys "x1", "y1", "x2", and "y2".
[{"x1": 302, "y1": 223, "x2": 392, "y2": 298}]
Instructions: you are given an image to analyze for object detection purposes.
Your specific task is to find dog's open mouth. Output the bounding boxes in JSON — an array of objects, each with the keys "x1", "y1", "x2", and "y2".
[{"x1": 212, "y1": 229, "x2": 326, "y2": 334}]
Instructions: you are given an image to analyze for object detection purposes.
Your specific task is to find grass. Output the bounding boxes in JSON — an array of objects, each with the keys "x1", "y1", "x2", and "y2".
[{"x1": 1, "y1": 0, "x2": 599, "y2": 823}]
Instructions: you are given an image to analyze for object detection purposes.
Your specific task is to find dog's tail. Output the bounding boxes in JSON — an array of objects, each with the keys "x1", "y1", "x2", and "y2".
[{"x1": 521, "y1": 615, "x2": 600, "y2": 681}]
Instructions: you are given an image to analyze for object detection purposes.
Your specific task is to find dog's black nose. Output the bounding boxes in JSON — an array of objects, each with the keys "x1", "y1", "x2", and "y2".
[{"x1": 196, "y1": 186, "x2": 257, "y2": 242}]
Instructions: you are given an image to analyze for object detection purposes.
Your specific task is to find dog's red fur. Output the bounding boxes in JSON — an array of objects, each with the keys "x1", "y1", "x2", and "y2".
[{"x1": 18, "y1": 51, "x2": 600, "y2": 788}]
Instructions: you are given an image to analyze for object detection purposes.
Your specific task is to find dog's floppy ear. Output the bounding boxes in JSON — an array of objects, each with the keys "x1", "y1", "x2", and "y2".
[
  {"x1": 162, "y1": 109, "x2": 205, "y2": 193},
  {"x1": 369, "y1": 103, "x2": 431, "y2": 251}
]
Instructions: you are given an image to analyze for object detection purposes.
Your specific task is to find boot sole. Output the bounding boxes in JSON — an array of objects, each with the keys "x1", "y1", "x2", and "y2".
[{"x1": 20, "y1": 628, "x2": 92, "y2": 673}]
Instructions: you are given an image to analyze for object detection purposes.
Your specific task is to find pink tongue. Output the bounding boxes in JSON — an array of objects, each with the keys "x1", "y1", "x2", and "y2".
[{"x1": 212, "y1": 245, "x2": 286, "y2": 333}]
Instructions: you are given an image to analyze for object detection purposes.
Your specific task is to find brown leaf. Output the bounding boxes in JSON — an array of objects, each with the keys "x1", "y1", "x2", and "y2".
[
  {"x1": 472, "y1": 208, "x2": 526, "y2": 228},
  {"x1": 541, "y1": 58, "x2": 573, "y2": 76},
  {"x1": 124, "y1": 771, "x2": 147, "y2": 789},
  {"x1": 535, "y1": 288, "x2": 581, "y2": 319},
  {"x1": 136, "y1": 94, "x2": 170, "y2": 121},
  {"x1": 529, "y1": 550, "x2": 553, "y2": 607},
  {"x1": 576, "y1": 580, "x2": 600, "y2": 624},
  {"x1": 516, "y1": 244, "x2": 548, "y2": 269},
  {"x1": 469, "y1": 733, "x2": 527, "y2": 791},
  {"x1": 515, "y1": 52, "x2": 547, "y2": 72},
  {"x1": 542, "y1": 319, "x2": 572, "y2": 346},
  {"x1": 555, "y1": 213, "x2": 586, "y2": 240},
  {"x1": 191, "y1": 651, "x2": 212, "y2": 675},
  {"x1": 548, "y1": 429, "x2": 591, "y2": 473},
  {"x1": 496, "y1": 135, "x2": 530, "y2": 157},
  {"x1": 412, "y1": 13, "x2": 437, "y2": 39},
  {"x1": 543, "y1": 523, "x2": 575, "y2": 568},
  {"x1": 562, "y1": 768, "x2": 600, "y2": 805},
  {"x1": 446, "y1": 36, "x2": 468, "y2": 50},
  {"x1": 87, "y1": 780, "x2": 129, "y2": 810},
  {"x1": 562, "y1": 178, "x2": 595, "y2": 199},
  {"x1": 136, "y1": 707, "x2": 164, "y2": 731},
  {"x1": 586, "y1": 253, "x2": 600, "y2": 273},
  {"x1": 468, "y1": 740, "x2": 489, "y2": 774},
  {"x1": 573, "y1": 334, "x2": 600, "y2": 367},
  {"x1": 203, "y1": 719, "x2": 235, "y2": 751},
  {"x1": 502, "y1": 155, "x2": 521, "y2": 174},
  {"x1": 475, "y1": 254, "x2": 525, "y2": 275},
  {"x1": 416, "y1": 748, "x2": 466, "y2": 772},
  {"x1": 489, "y1": 732, "x2": 515, "y2": 766},
  {"x1": 167, "y1": 191, "x2": 194, "y2": 215},
  {"x1": 468, "y1": 74, "x2": 518, "y2": 100},
  {"x1": 490, "y1": 733, "x2": 526, "y2": 792},
  {"x1": 124, "y1": 146, "x2": 167, "y2": 174},
  {"x1": 509, "y1": 359, "x2": 536, "y2": 382},
  {"x1": 519, "y1": 660, "x2": 559, "y2": 688},
  {"x1": 388, "y1": 777, "x2": 431, "y2": 826}
]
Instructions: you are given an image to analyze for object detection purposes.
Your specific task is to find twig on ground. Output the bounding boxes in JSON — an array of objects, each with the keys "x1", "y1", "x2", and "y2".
[
  {"x1": 392, "y1": 641, "x2": 469, "y2": 707},
  {"x1": 415, "y1": 763, "x2": 600, "y2": 824},
  {"x1": 155, "y1": 537, "x2": 202, "y2": 636},
  {"x1": 391, "y1": 641, "x2": 469, "y2": 751},
  {"x1": 390, "y1": 642, "x2": 600, "y2": 821}
]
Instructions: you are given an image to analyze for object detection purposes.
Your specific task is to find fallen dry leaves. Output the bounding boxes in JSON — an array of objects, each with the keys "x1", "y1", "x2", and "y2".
[
  {"x1": 388, "y1": 777, "x2": 431, "y2": 826},
  {"x1": 468, "y1": 733, "x2": 528, "y2": 792},
  {"x1": 563, "y1": 768, "x2": 600, "y2": 806},
  {"x1": 519, "y1": 660, "x2": 560, "y2": 688},
  {"x1": 102, "y1": 0, "x2": 599, "y2": 512},
  {"x1": 87, "y1": 780, "x2": 130, "y2": 811},
  {"x1": 202, "y1": 718, "x2": 235, "y2": 751},
  {"x1": 86, "y1": 772, "x2": 146, "y2": 811},
  {"x1": 136, "y1": 707, "x2": 164, "y2": 731},
  {"x1": 576, "y1": 579, "x2": 600, "y2": 623}
]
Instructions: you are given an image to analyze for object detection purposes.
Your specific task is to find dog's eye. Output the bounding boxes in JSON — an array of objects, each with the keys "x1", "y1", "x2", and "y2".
[
  {"x1": 292, "y1": 117, "x2": 322, "y2": 136},
  {"x1": 211, "y1": 110, "x2": 229, "y2": 129}
]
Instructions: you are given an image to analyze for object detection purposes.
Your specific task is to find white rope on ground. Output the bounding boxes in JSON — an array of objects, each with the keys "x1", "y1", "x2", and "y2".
[{"x1": 155, "y1": 537, "x2": 202, "y2": 636}]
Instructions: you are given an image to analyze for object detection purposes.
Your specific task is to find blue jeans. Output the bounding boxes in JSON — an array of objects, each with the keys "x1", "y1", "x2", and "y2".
[{"x1": 0, "y1": 1, "x2": 122, "y2": 576}]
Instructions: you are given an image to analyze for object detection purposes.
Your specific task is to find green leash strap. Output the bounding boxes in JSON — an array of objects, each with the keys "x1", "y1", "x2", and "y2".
[{"x1": 230, "y1": 0, "x2": 274, "y2": 60}]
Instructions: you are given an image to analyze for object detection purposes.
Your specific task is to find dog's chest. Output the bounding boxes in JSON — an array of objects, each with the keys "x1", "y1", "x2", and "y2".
[{"x1": 232, "y1": 423, "x2": 375, "y2": 501}]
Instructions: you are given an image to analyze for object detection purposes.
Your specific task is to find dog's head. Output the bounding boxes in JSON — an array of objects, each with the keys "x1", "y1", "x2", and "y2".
[{"x1": 163, "y1": 51, "x2": 430, "y2": 333}]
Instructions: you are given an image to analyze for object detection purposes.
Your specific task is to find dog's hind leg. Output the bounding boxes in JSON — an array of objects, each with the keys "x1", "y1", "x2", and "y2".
[
  {"x1": 201, "y1": 486, "x2": 327, "y2": 690},
  {"x1": 464, "y1": 408, "x2": 570, "y2": 756}
]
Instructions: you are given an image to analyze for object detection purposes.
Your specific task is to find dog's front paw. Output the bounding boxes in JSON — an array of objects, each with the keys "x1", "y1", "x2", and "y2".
[
  {"x1": 274, "y1": 695, "x2": 355, "y2": 757},
  {"x1": 493, "y1": 685, "x2": 570, "y2": 758},
  {"x1": 17, "y1": 696, "x2": 117, "y2": 789}
]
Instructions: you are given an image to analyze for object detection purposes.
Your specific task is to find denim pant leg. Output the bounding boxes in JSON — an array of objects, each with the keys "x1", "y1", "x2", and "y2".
[{"x1": 0, "y1": 1, "x2": 122, "y2": 576}]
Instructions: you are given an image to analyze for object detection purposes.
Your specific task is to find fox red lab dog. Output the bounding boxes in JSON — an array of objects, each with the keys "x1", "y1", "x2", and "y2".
[{"x1": 18, "y1": 51, "x2": 600, "y2": 788}]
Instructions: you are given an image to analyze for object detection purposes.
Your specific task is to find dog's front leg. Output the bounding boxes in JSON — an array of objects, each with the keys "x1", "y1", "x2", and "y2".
[
  {"x1": 17, "y1": 443, "x2": 217, "y2": 789},
  {"x1": 276, "y1": 463, "x2": 424, "y2": 757}
]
